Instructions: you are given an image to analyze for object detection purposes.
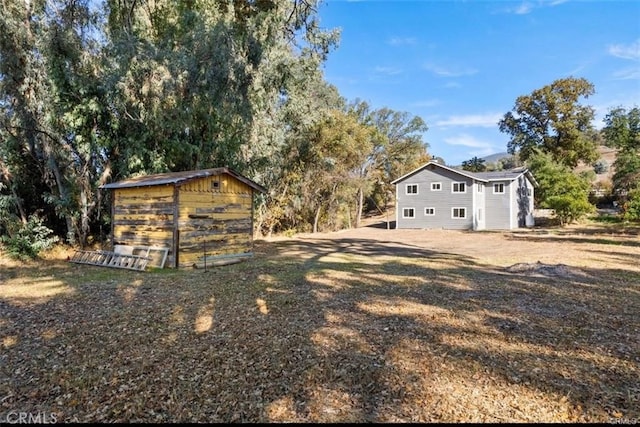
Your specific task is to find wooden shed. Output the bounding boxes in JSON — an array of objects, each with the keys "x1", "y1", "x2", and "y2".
[{"x1": 100, "y1": 167, "x2": 266, "y2": 269}]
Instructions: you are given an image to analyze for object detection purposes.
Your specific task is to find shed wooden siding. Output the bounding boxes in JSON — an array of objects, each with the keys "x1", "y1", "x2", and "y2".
[
  {"x1": 177, "y1": 174, "x2": 253, "y2": 268},
  {"x1": 112, "y1": 185, "x2": 175, "y2": 257},
  {"x1": 395, "y1": 166, "x2": 474, "y2": 230}
]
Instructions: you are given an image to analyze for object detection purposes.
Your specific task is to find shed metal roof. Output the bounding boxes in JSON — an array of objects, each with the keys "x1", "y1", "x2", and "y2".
[{"x1": 100, "y1": 167, "x2": 267, "y2": 193}]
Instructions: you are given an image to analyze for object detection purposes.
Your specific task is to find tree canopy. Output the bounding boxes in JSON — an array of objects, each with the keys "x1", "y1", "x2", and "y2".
[{"x1": 498, "y1": 77, "x2": 599, "y2": 168}]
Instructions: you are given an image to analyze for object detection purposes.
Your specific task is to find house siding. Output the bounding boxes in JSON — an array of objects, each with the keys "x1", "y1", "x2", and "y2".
[
  {"x1": 485, "y1": 180, "x2": 512, "y2": 229},
  {"x1": 514, "y1": 175, "x2": 535, "y2": 227},
  {"x1": 474, "y1": 182, "x2": 486, "y2": 230},
  {"x1": 395, "y1": 165, "x2": 474, "y2": 229}
]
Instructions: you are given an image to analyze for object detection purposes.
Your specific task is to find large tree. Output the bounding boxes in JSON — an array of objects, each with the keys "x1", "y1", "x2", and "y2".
[
  {"x1": 602, "y1": 106, "x2": 640, "y2": 219},
  {"x1": 461, "y1": 156, "x2": 487, "y2": 172},
  {"x1": 498, "y1": 77, "x2": 599, "y2": 168}
]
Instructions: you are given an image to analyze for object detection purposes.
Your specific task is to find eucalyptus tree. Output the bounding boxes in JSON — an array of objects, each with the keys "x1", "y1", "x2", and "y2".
[
  {"x1": 499, "y1": 77, "x2": 599, "y2": 168},
  {"x1": 103, "y1": 0, "x2": 339, "y2": 179},
  {"x1": 0, "y1": 0, "x2": 107, "y2": 245}
]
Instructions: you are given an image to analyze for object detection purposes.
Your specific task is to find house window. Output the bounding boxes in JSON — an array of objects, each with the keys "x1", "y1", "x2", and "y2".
[
  {"x1": 431, "y1": 182, "x2": 442, "y2": 191},
  {"x1": 494, "y1": 183, "x2": 505, "y2": 194},
  {"x1": 425, "y1": 207, "x2": 435, "y2": 216},
  {"x1": 477, "y1": 184, "x2": 483, "y2": 193},
  {"x1": 402, "y1": 207, "x2": 415, "y2": 218},
  {"x1": 527, "y1": 188, "x2": 532, "y2": 196},
  {"x1": 452, "y1": 182, "x2": 466, "y2": 193},
  {"x1": 477, "y1": 208, "x2": 483, "y2": 221},
  {"x1": 452, "y1": 207, "x2": 466, "y2": 219},
  {"x1": 406, "y1": 184, "x2": 418, "y2": 195}
]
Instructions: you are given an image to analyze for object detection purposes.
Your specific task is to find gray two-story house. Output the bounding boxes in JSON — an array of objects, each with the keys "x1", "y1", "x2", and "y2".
[{"x1": 391, "y1": 161, "x2": 537, "y2": 230}]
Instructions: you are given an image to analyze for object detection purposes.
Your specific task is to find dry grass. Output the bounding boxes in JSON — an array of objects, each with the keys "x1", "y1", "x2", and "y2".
[{"x1": 1, "y1": 220, "x2": 639, "y2": 423}]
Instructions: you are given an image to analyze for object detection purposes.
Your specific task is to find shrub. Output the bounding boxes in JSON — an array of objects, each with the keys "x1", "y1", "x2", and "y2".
[
  {"x1": 1, "y1": 215, "x2": 59, "y2": 260},
  {"x1": 622, "y1": 187, "x2": 640, "y2": 221},
  {"x1": 592, "y1": 159, "x2": 609, "y2": 174}
]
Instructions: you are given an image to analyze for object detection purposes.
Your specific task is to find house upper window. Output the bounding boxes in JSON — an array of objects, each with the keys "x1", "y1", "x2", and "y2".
[
  {"x1": 406, "y1": 184, "x2": 418, "y2": 195},
  {"x1": 452, "y1": 207, "x2": 466, "y2": 219},
  {"x1": 452, "y1": 182, "x2": 466, "y2": 193},
  {"x1": 477, "y1": 184, "x2": 483, "y2": 193},
  {"x1": 402, "y1": 207, "x2": 415, "y2": 218},
  {"x1": 425, "y1": 207, "x2": 435, "y2": 216},
  {"x1": 494, "y1": 183, "x2": 505, "y2": 194},
  {"x1": 431, "y1": 182, "x2": 442, "y2": 191}
]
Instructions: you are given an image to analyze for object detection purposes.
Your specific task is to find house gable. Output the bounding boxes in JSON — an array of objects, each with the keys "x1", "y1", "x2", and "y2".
[{"x1": 393, "y1": 161, "x2": 536, "y2": 231}]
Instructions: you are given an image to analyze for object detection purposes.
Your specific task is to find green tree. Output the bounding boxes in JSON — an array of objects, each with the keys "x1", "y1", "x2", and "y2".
[
  {"x1": 602, "y1": 106, "x2": 640, "y2": 220},
  {"x1": 499, "y1": 77, "x2": 598, "y2": 168},
  {"x1": 527, "y1": 152, "x2": 594, "y2": 225},
  {"x1": 461, "y1": 156, "x2": 487, "y2": 172}
]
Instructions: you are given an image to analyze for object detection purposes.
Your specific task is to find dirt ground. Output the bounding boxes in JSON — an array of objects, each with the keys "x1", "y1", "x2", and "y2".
[
  {"x1": 277, "y1": 215, "x2": 640, "y2": 274},
  {"x1": 1, "y1": 215, "x2": 639, "y2": 423}
]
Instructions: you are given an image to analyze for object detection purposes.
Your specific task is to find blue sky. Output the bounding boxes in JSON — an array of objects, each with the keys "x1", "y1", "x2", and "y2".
[{"x1": 316, "y1": 0, "x2": 640, "y2": 166}]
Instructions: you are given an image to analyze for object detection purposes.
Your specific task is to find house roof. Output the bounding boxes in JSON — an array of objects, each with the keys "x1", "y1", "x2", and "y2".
[
  {"x1": 391, "y1": 161, "x2": 538, "y2": 187},
  {"x1": 100, "y1": 167, "x2": 267, "y2": 193}
]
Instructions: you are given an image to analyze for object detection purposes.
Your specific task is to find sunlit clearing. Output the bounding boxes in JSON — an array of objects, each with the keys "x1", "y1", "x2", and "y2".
[
  {"x1": 194, "y1": 297, "x2": 215, "y2": 333},
  {"x1": 0, "y1": 277, "x2": 74, "y2": 302},
  {"x1": 317, "y1": 252, "x2": 378, "y2": 265},
  {"x1": 258, "y1": 274, "x2": 277, "y2": 284},
  {"x1": 41, "y1": 328, "x2": 58, "y2": 340},
  {"x1": 305, "y1": 386, "x2": 362, "y2": 422},
  {"x1": 266, "y1": 396, "x2": 298, "y2": 422},
  {"x1": 2, "y1": 335, "x2": 17, "y2": 348},
  {"x1": 358, "y1": 298, "x2": 452, "y2": 319},
  {"x1": 116, "y1": 279, "x2": 144, "y2": 303},
  {"x1": 265, "y1": 287, "x2": 292, "y2": 294},
  {"x1": 172, "y1": 305, "x2": 185, "y2": 324},
  {"x1": 256, "y1": 298, "x2": 268, "y2": 315}
]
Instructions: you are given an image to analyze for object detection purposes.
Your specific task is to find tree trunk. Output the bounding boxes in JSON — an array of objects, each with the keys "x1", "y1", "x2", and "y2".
[
  {"x1": 355, "y1": 186, "x2": 364, "y2": 228},
  {"x1": 313, "y1": 204, "x2": 322, "y2": 233}
]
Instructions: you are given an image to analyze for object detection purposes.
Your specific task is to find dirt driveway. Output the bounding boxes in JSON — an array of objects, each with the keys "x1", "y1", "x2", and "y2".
[{"x1": 268, "y1": 220, "x2": 640, "y2": 273}]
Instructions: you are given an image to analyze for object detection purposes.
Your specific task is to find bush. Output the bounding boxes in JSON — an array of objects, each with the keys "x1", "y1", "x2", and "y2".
[
  {"x1": 622, "y1": 187, "x2": 640, "y2": 221},
  {"x1": 1, "y1": 215, "x2": 59, "y2": 260},
  {"x1": 592, "y1": 159, "x2": 609, "y2": 174}
]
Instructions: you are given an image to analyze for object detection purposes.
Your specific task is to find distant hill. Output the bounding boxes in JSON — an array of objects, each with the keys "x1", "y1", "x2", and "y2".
[{"x1": 480, "y1": 152, "x2": 510, "y2": 165}]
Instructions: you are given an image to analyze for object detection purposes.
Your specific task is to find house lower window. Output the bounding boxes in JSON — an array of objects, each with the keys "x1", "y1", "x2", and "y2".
[
  {"x1": 425, "y1": 207, "x2": 435, "y2": 216},
  {"x1": 452, "y1": 207, "x2": 466, "y2": 218},
  {"x1": 402, "y1": 207, "x2": 415, "y2": 218}
]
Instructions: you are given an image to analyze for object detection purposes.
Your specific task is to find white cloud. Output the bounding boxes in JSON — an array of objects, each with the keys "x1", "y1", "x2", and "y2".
[
  {"x1": 443, "y1": 134, "x2": 498, "y2": 157},
  {"x1": 423, "y1": 63, "x2": 478, "y2": 77},
  {"x1": 388, "y1": 37, "x2": 417, "y2": 46},
  {"x1": 499, "y1": 0, "x2": 568, "y2": 15},
  {"x1": 608, "y1": 39, "x2": 640, "y2": 61},
  {"x1": 612, "y1": 67, "x2": 640, "y2": 80},
  {"x1": 514, "y1": 2, "x2": 533, "y2": 14},
  {"x1": 436, "y1": 113, "x2": 503, "y2": 128},
  {"x1": 373, "y1": 66, "x2": 402, "y2": 76}
]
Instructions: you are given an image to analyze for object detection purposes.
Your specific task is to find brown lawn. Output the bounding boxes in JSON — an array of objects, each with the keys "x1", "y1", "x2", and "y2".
[{"x1": 1, "y1": 219, "x2": 639, "y2": 422}]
